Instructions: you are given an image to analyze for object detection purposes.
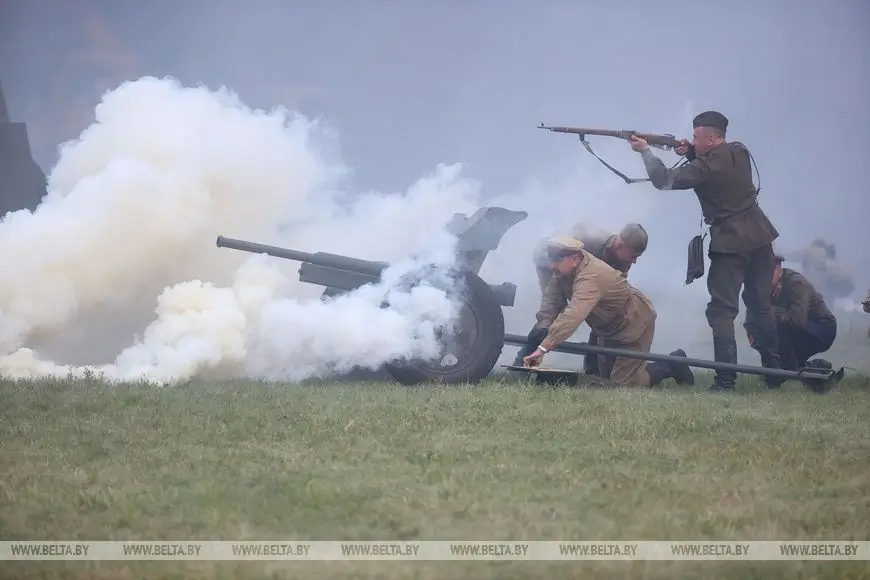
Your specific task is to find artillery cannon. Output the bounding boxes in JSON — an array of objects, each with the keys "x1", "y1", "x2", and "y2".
[
  {"x1": 216, "y1": 206, "x2": 846, "y2": 392},
  {"x1": 216, "y1": 206, "x2": 528, "y2": 385}
]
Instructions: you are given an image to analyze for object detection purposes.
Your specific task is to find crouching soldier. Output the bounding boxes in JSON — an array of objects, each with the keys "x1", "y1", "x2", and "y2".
[
  {"x1": 744, "y1": 255, "x2": 837, "y2": 372},
  {"x1": 520, "y1": 236, "x2": 694, "y2": 387},
  {"x1": 520, "y1": 222, "x2": 649, "y2": 374}
]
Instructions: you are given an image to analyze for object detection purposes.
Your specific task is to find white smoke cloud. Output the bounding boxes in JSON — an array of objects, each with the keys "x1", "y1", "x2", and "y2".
[{"x1": 0, "y1": 76, "x2": 479, "y2": 383}]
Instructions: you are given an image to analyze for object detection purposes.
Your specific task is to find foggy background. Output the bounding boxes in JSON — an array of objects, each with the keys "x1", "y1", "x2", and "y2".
[{"x1": 2, "y1": 0, "x2": 868, "y2": 374}]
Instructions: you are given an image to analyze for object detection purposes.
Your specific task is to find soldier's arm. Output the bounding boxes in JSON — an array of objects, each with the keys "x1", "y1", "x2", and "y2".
[
  {"x1": 639, "y1": 149, "x2": 712, "y2": 190},
  {"x1": 535, "y1": 277, "x2": 567, "y2": 328},
  {"x1": 776, "y1": 280, "x2": 811, "y2": 328},
  {"x1": 540, "y1": 272, "x2": 601, "y2": 349},
  {"x1": 743, "y1": 308, "x2": 758, "y2": 334}
]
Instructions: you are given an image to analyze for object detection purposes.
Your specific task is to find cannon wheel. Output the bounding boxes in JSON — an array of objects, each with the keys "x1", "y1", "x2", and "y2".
[
  {"x1": 321, "y1": 271, "x2": 505, "y2": 385},
  {"x1": 384, "y1": 270, "x2": 505, "y2": 385}
]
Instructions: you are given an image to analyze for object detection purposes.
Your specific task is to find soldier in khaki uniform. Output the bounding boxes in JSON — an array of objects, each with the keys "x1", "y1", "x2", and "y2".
[
  {"x1": 532, "y1": 223, "x2": 649, "y2": 292},
  {"x1": 520, "y1": 237, "x2": 694, "y2": 387},
  {"x1": 744, "y1": 255, "x2": 837, "y2": 372},
  {"x1": 629, "y1": 111, "x2": 782, "y2": 391},
  {"x1": 524, "y1": 223, "x2": 649, "y2": 374}
]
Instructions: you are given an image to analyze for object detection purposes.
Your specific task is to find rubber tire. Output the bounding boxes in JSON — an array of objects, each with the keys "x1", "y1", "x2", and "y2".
[{"x1": 385, "y1": 270, "x2": 505, "y2": 386}]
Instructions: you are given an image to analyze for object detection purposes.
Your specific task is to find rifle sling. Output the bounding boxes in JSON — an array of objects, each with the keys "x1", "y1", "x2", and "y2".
[
  {"x1": 579, "y1": 138, "x2": 649, "y2": 184},
  {"x1": 579, "y1": 136, "x2": 687, "y2": 184},
  {"x1": 730, "y1": 141, "x2": 762, "y2": 194}
]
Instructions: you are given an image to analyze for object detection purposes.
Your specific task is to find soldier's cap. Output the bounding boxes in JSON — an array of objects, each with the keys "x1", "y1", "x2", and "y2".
[
  {"x1": 545, "y1": 236, "x2": 584, "y2": 260},
  {"x1": 619, "y1": 223, "x2": 648, "y2": 254},
  {"x1": 773, "y1": 254, "x2": 785, "y2": 263},
  {"x1": 693, "y1": 110, "x2": 728, "y2": 134}
]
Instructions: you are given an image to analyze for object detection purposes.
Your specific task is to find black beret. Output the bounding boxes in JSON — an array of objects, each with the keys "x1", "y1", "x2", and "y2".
[{"x1": 692, "y1": 111, "x2": 728, "y2": 133}]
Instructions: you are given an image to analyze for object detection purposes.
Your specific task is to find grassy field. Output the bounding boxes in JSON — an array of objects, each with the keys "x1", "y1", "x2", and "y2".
[{"x1": 2, "y1": 372, "x2": 869, "y2": 580}]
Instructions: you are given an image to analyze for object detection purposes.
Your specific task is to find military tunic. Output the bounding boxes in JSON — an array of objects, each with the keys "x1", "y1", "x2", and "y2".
[
  {"x1": 530, "y1": 225, "x2": 635, "y2": 374},
  {"x1": 535, "y1": 251, "x2": 656, "y2": 386},
  {"x1": 640, "y1": 143, "x2": 779, "y2": 341},
  {"x1": 744, "y1": 268, "x2": 837, "y2": 370}
]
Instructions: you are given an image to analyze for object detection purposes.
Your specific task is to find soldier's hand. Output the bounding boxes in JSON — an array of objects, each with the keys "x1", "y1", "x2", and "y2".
[
  {"x1": 629, "y1": 135, "x2": 649, "y2": 152},
  {"x1": 675, "y1": 139, "x2": 696, "y2": 161},
  {"x1": 674, "y1": 139, "x2": 690, "y2": 156},
  {"x1": 523, "y1": 349, "x2": 544, "y2": 368},
  {"x1": 747, "y1": 333, "x2": 756, "y2": 347}
]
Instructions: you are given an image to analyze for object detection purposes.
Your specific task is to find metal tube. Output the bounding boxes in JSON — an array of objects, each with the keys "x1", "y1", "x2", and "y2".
[
  {"x1": 217, "y1": 236, "x2": 316, "y2": 263},
  {"x1": 216, "y1": 236, "x2": 388, "y2": 277},
  {"x1": 503, "y1": 333, "x2": 837, "y2": 380}
]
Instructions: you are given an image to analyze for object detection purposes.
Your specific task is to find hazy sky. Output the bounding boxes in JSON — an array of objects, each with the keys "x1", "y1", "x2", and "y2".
[{"x1": 2, "y1": 0, "x2": 869, "y2": 339}]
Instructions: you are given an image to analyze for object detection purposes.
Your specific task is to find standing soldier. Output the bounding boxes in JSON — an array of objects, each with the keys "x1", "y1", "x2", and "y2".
[
  {"x1": 520, "y1": 237, "x2": 694, "y2": 388},
  {"x1": 628, "y1": 111, "x2": 782, "y2": 391},
  {"x1": 519, "y1": 223, "x2": 649, "y2": 373}
]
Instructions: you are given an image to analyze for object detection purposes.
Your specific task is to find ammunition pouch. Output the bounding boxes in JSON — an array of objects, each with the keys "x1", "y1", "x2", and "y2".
[{"x1": 685, "y1": 233, "x2": 706, "y2": 285}]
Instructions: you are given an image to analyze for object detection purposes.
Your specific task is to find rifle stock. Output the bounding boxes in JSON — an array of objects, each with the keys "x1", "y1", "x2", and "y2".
[{"x1": 538, "y1": 123, "x2": 680, "y2": 150}]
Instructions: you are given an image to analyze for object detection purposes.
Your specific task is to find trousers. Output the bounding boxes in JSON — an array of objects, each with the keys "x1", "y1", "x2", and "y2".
[
  {"x1": 706, "y1": 244, "x2": 777, "y2": 340},
  {"x1": 597, "y1": 290, "x2": 657, "y2": 387},
  {"x1": 777, "y1": 320, "x2": 836, "y2": 370}
]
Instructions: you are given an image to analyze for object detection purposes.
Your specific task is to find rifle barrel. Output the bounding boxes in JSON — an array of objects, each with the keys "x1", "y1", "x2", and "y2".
[
  {"x1": 538, "y1": 124, "x2": 679, "y2": 147},
  {"x1": 538, "y1": 124, "x2": 619, "y2": 137}
]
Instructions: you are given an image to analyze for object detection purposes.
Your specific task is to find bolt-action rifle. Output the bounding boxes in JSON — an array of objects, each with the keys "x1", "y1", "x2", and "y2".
[{"x1": 538, "y1": 122, "x2": 689, "y2": 184}]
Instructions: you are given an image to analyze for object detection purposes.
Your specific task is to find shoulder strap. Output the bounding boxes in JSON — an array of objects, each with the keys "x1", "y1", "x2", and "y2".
[
  {"x1": 730, "y1": 141, "x2": 762, "y2": 194},
  {"x1": 579, "y1": 139, "x2": 649, "y2": 184},
  {"x1": 578, "y1": 136, "x2": 687, "y2": 184}
]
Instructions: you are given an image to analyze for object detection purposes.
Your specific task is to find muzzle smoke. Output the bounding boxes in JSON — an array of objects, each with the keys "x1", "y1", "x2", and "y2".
[{"x1": 0, "y1": 77, "x2": 480, "y2": 383}]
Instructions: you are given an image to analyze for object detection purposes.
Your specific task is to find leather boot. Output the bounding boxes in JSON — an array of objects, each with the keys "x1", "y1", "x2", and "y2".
[
  {"x1": 710, "y1": 337, "x2": 737, "y2": 391},
  {"x1": 647, "y1": 350, "x2": 695, "y2": 386},
  {"x1": 668, "y1": 349, "x2": 695, "y2": 385},
  {"x1": 583, "y1": 330, "x2": 601, "y2": 376},
  {"x1": 583, "y1": 352, "x2": 601, "y2": 376},
  {"x1": 755, "y1": 330, "x2": 786, "y2": 388}
]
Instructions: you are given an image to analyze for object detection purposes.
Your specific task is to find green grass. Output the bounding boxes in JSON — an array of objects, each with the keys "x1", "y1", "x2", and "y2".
[{"x1": 2, "y1": 373, "x2": 870, "y2": 580}]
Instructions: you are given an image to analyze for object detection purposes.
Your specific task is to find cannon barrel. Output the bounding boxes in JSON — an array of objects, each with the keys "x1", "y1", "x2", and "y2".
[{"x1": 216, "y1": 235, "x2": 388, "y2": 278}]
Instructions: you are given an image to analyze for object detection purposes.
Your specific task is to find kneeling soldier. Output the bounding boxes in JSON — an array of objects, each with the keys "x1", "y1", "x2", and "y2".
[
  {"x1": 744, "y1": 255, "x2": 837, "y2": 372},
  {"x1": 527, "y1": 222, "x2": 649, "y2": 375},
  {"x1": 521, "y1": 236, "x2": 694, "y2": 387}
]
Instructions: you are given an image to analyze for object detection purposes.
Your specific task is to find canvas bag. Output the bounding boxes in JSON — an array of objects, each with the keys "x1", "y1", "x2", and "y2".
[{"x1": 685, "y1": 230, "x2": 706, "y2": 285}]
